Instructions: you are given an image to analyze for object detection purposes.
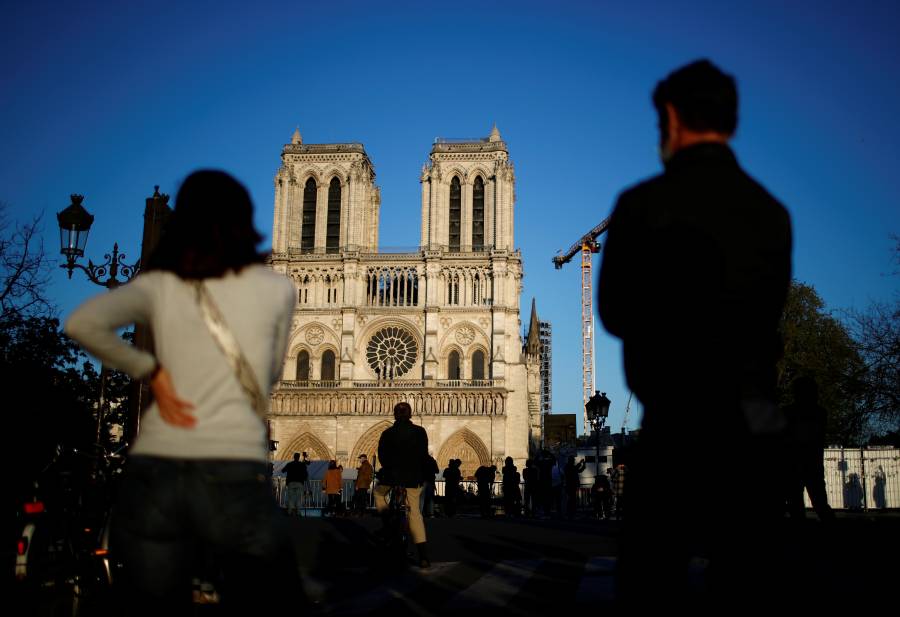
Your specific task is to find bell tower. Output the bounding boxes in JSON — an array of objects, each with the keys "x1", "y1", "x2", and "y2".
[
  {"x1": 272, "y1": 127, "x2": 381, "y2": 254},
  {"x1": 420, "y1": 125, "x2": 515, "y2": 252}
]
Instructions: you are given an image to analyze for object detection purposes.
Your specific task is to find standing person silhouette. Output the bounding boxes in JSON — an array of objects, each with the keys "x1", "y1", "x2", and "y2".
[
  {"x1": 442, "y1": 459, "x2": 462, "y2": 517},
  {"x1": 354, "y1": 454, "x2": 374, "y2": 515},
  {"x1": 65, "y1": 170, "x2": 301, "y2": 614},
  {"x1": 522, "y1": 459, "x2": 539, "y2": 517},
  {"x1": 598, "y1": 60, "x2": 793, "y2": 608},
  {"x1": 475, "y1": 464, "x2": 497, "y2": 518},
  {"x1": 784, "y1": 376, "x2": 835, "y2": 521},
  {"x1": 283, "y1": 452, "x2": 309, "y2": 517},
  {"x1": 563, "y1": 456, "x2": 586, "y2": 519},
  {"x1": 501, "y1": 456, "x2": 522, "y2": 517}
]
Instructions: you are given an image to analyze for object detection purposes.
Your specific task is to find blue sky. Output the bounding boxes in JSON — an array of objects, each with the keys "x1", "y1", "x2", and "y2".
[{"x1": 2, "y1": 1, "x2": 898, "y2": 433}]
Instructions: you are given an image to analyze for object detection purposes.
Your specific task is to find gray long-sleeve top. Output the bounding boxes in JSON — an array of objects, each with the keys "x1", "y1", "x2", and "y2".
[{"x1": 65, "y1": 265, "x2": 295, "y2": 462}]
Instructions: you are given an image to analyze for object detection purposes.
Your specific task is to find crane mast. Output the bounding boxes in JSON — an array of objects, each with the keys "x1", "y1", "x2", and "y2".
[
  {"x1": 581, "y1": 242, "x2": 596, "y2": 434},
  {"x1": 554, "y1": 217, "x2": 610, "y2": 434}
]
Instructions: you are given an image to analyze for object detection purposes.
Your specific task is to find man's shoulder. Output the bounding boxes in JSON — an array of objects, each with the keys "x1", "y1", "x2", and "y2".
[{"x1": 615, "y1": 173, "x2": 668, "y2": 207}]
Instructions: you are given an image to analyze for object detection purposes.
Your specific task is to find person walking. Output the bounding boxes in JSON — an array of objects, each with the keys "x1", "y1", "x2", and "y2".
[
  {"x1": 354, "y1": 454, "x2": 374, "y2": 515},
  {"x1": 64, "y1": 170, "x2": 301, "y2": 614},
  {"x1": 442, "y1": 459, "x2": 462, "y2": 518},
  {"x1": 374, "y1": 402, "x2": 431, "y2": 568},
  {"x1": 283, "y1": 452, "x2": 309, "y2": 517},
  {"x1": 597, "y1": 60, "x2": 793, "y2": 607}
]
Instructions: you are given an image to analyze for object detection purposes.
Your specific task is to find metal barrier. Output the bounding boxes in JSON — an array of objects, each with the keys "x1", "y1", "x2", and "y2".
[
  {"x1": 813, "y1": 447, "x2": 900, "y2": 510},
  {"x1": 273, "y1": 448, "x2": 900, "y2": 514},
  {"x1": 271, "y1": 478, "x2": 596, "y2": 513}
]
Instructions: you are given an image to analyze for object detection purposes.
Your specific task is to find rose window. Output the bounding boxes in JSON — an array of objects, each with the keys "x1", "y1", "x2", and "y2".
[{"x1": 366, "y1": 326, "x2": 418, "y2": 379}]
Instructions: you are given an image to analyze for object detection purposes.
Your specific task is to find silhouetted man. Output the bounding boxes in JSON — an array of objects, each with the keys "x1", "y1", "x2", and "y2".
[
  {"x1": 375, "y1": 402, "x2": 431, "y2": 568},
  {"x1": 283, "y1": 452, "x2": 308, "y2": 517},
  {"x1": 536, "y1": 450, "x2": 555, "y2": 517},
  {"x1": 442, "y1": 459, "x2": 462, "y2": 517},
  {"x1": 598, "y1": 59, "x2": 792, "y2": 608},
  {"x1": 474, "y1": 464, "x2": 496, "y2": 518},
  {"x1": 784, "y1": 376, "x2": 834, "y2": 521}
]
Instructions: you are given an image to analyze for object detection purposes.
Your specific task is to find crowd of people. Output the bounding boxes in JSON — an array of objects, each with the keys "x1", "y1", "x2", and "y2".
[{"x1": 276, "y1": 448, "x2": 629, "y2": 522}]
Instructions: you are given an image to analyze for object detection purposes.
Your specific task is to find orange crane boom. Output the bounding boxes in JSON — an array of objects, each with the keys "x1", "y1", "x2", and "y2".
[{"x1": 553, "y1": 217, "x2": 610, "y2": 434}]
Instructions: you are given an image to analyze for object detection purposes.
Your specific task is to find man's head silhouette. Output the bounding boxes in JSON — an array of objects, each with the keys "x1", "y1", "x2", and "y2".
[
  {"x1": 653, "y1": 59, "x2": 738, "y2": 162},
  {"x1": 394, "y1": 401, "x2": 412, "y2": 421}
]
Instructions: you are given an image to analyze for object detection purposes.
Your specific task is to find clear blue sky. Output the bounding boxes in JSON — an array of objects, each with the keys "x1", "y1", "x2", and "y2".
[{"x1": 3, "y1": 1, "x2": 898, "y2": 433}]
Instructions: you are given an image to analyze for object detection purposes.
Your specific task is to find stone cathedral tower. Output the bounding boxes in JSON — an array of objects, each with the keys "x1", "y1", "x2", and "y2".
[{"x1": 267, "y1": 126, "x2": 542, "y2": 478}]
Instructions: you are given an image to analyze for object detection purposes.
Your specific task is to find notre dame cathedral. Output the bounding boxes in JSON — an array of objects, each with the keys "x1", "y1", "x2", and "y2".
[{"x1": 266, "y1": 126, "x2": 542, "y2": 477}]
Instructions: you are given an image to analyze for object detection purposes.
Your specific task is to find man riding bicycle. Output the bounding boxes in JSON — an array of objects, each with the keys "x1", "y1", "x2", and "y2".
[{"x1": 374, "y1": 402, "x2": 431, "y2": 569}]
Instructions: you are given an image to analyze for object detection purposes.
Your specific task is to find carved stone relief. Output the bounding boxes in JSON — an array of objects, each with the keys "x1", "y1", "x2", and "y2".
[
  {"x1": 305, "y1": 325, "x2": 325, "y2": 346},
  {"x1": 455, "y1": 325, "x2": 475, "y2": 347}
]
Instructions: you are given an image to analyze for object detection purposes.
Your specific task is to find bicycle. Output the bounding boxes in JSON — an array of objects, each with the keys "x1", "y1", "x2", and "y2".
[
  {"x1": 15, "y1": 442, "x2": 126, "y2": 616},
  {"x1": 377, "y1": 485, "x2": 411, "y2": 565}
]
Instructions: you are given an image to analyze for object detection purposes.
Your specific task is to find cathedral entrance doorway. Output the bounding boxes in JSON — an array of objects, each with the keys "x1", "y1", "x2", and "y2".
[{"x1": 436, "y1": 428, "x2": 490, "y2": 480}]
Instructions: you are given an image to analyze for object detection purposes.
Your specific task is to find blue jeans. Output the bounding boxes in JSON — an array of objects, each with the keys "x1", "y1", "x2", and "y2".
[{"x1": 113, "y1": 456, "x2": 300, "y2": 613}]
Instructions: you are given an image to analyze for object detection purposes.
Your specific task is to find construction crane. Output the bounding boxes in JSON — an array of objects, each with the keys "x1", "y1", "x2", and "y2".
[
  {"x1": 552, "y1": 217, "x2": 610, "y2": 434},
  {"x1": 621, "y1": 391, "x2": 634, "y2": 436}
]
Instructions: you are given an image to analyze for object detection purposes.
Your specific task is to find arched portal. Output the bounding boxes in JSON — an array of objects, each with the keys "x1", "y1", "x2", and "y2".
[
  {"x1": 349, "y1": 420, "x2": 394, "y2": 468},
  {"x1": 279, "y1": 431, "x2": 332, "y2": 462},
  {"x1": 436, "y1": 428, "x2": 491, "y2": 480}
]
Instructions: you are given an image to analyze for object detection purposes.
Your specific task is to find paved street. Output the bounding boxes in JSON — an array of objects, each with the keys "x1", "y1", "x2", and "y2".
[
  {"x1": 291, "y1": 513, "x2": 619, "y2": 615},
  {"x1": 286, "y1": 510, "x2": 900, "y2": 615}
]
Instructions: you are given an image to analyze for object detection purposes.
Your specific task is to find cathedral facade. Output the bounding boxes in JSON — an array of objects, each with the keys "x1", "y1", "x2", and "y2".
[{"x1": 267, "y1": 126, "x2": 542, "y2": 477}]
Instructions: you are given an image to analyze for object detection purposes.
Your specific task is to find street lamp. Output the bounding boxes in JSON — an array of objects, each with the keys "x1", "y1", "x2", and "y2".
[
  {"x1": 585, "y1": 391, "x2": 611, "y2": 480},
  {"x1": 57, "y1": 194, "x2": 140, "y2": 288},
  {"x1": 57, "y1": 194, "x2": 142, "y2": 444}
]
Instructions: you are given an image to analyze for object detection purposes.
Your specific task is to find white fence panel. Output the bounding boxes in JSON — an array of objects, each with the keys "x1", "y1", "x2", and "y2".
[{"x1": 807, "y1": 447, "x2": 900, "y2": 510}]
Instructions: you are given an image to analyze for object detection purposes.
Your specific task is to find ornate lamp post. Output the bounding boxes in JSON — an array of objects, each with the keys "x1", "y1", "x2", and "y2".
[
  {"x1": 57, "y1": 195, "x2": 140, "y2": 288},
  {"x1": 585, "y1": 391, "x2": 611, "y2": 480},
  {"x1": 57, "y1": 194, "x2": 141, "y2": 443}
]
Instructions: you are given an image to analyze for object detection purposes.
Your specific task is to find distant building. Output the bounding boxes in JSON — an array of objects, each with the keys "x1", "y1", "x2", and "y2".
[
  {"x1": 539, "y1": 321, "x2": 552, "y2": 414},
  {"x1": 266, "y1": 126, "x2": 543, "y2": 478},
  {"x1": 543, "y1": 413, "x2": 578, "y2": 457}
]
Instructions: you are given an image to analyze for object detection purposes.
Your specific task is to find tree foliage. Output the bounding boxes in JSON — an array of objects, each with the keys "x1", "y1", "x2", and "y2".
[
  {"x1": 0, "y1": 202, "x2": 52, "y2": 320},
  {"x1": 843, "y1": 237, "x2": 900, "y2": 439},
  {"x1": 780, "y1": 236, "x2": 900, "y2": 446},
  {"x1": 0, "y1": 207, "x2": 132, "y2": 500},
  {"x1": 778, "y1": 281, "x2": 868, "y2": 445}
]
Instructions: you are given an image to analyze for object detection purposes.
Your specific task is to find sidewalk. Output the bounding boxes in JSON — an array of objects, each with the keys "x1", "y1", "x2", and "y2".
[{"x1": 287, "y1": 510, "x2": 900, "y2": 615}]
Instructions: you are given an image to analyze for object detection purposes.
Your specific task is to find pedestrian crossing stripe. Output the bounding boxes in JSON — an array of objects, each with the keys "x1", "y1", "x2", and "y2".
[{"x1": 301, "y1": 555, "x2": 619, "y2": 615}]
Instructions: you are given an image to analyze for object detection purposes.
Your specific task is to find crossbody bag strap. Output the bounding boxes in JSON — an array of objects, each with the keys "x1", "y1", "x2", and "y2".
[{"x1": 192, "y1": 281, "x2": 267, "y2": 418}]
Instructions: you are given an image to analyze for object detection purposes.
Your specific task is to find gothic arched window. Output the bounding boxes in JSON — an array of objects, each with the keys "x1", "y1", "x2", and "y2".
[
  {"x1": 321, "y1": 350, "x2": 336, "y2": 381},
  {"x1": 326, "y1": 177, "x2": 341, "y2": 254},
  {"x1": 473, "y1": 176, "x2": 484, "y2": 250},
  {"x1": 449, "y1": 176, "x2": 461, "y2": 251},
  {"x1": 296, "y1": 350, "x2": 310, "y2": 381},
  {"x1": 301, "y1": 178, "x2": 317, "y2": 251},
  {"x1": 471, "y1": 350, "x2": 485, "y2": 380},
  {"x1": 448, "y1": 350, "x2": 461, "y2": 380}
]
